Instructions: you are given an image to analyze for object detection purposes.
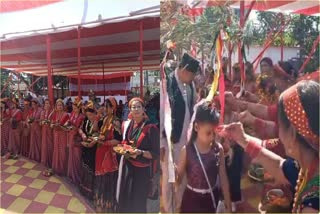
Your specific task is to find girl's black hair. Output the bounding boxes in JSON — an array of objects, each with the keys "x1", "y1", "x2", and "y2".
[
  {"x1": 260, "y1": 57, "x2": 273, "y2": 67},
  {"x1": 86, "y1": 108, "x2": 96, "y2": 114},
  {"x1": 278, "y1": 61, "x2": 298, "y2": 79},
  {"x1": 278, "y1": 80, "x2": 319, "y2": 152},
  {"x1": 23, "y1": 98, "x2": 31, "y2": 108},
  {"x1": 188, "y1": 101, "x2": 220, "y2": 144}
]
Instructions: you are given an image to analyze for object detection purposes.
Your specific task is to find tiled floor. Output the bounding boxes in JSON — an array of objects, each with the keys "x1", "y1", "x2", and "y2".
[{"x1": 0, "y1": 157, "x2": 95, "y2": 213}]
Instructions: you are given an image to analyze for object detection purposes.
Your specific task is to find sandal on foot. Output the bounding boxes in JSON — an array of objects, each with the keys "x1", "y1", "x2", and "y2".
[
  {"x1": 42, "y1": 170, "x2": 50, "y2": 177},
  {"x1": 43, "y1": 170, "x2": 53, "y2": 177}
]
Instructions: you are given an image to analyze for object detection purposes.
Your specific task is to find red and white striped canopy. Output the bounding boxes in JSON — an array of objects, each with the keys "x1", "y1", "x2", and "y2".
[
  {"x1": 0, "y1": 15, "x2": 160, "y2": 76},
  {"x1": 69, "y1": 72, "x2": 133, "y2": 96},
  {"x1": 179, "y1": 0, "x2": 320, "y2": 16}
]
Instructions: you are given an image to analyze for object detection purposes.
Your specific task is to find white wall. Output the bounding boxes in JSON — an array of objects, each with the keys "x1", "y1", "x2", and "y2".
[{"x1": 231, "y1": 46, "x2": 299, "y2": 73}]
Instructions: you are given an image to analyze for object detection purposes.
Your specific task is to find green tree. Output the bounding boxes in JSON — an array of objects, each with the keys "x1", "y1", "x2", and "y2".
[
  {"x1": 53, "y1": 76, "x2": 68, "y2": 98},
  {"x1": 161, "y1": 2, "x2": 256, "y2": 61},
  {"x1": 0, "y1": 68, "x2": 11, "y2": 97},
  {"x1": 254, "y1": 11, "x2": 319, "y2": 73},
  {"x1": 161, "y1": 2, "x2": 319, "y2": 73}
]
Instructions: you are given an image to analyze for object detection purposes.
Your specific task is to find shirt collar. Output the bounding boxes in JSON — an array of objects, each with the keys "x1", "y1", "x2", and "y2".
[{"x1": 175, "y1": 68, "x2": 184, "y2": 86}]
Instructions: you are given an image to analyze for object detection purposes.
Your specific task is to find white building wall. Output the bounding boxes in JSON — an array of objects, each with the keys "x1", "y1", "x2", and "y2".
[{"x1": 231, "y1": 46, "x2": 299, "y2": 73}]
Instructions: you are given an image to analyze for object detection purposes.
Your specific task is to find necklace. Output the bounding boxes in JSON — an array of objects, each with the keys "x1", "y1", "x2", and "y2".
[
  {"x1": 127, "y1": 120, "x2": 146, "y2": 147},
  {"x1": 292, "y1": 158, "x2": 319, "y2": 212},
  {"x1": 70, "y1": 112, "x2": 80, "y2": 125},
  {"x1": 85, "y1": 119, "x2": 94, "y2": 135},
  {"x1": 55, "y1": 111, "x2": 63, "y2": 124}
]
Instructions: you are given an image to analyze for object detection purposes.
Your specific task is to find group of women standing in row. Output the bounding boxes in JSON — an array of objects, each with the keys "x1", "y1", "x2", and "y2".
[{"x1": 1, "y1": 96, "x2": 159, "y2": 213}]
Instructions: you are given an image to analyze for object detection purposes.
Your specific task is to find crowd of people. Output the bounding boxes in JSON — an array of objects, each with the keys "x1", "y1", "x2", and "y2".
[
  {"x1": 1, "y1": 52, "x2": 318, "y2": 213},
  {"x1": 0, "y1": 90, "x2": 160, "y2": 213},
  {"x1": 161, "y1": 53, "x2": 319, "y2": 213}
]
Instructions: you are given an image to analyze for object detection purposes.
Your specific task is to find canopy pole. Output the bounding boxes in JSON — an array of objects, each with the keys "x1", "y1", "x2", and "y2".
[
  {"x1": 239, "y1": 0, "x2": 245, "y2": 81},
  {"x1": 139, "y1": 20, "x2": 144, "y2": 98},
  {"x1": 298, "y1": 35, "x2": 320, "y2": 73},
  {"x1": 280, "y1": 13, "x2": 284, "y2": 61},
  {"x1": 228, "y1": 43, "x2": 233, "y2": 81},
  {"x1": 46, "y1": 35, "x2": 54, "y2": 104},
  {"x1": 68, "y1": 77, "x2": 71, "y2": 97},
  {"x1": 102, "y1": 63, "x2": 105, "y2": 102},
  {"x1": 77, "y1": 26, "x2": 81, "y2": 97},
  {"x1": 244, "y1": 1, "x2": 256, "y2": 24}
]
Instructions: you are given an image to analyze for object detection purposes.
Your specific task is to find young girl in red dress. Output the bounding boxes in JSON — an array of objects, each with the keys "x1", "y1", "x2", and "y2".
[{"x1": 176, "y1": 100, "x2": 231, "y2": 213}]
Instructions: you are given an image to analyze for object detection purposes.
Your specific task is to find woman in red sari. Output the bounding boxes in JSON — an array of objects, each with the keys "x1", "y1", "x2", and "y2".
[
  {"x1": 67, "y1": 97, "x2": 85, "y2": 185},
  {"x1": 20, "y1": 98, "x2": 32, "y2": 157},
  {"x1": 28, "y1": 99, "x2": 42, "y2": 162},
  {"x1": 40, "y1": 99, "x2": 54, "y2": 176},
  {"x1": 1, "y1": 100, "x2": 10, "y2": 156},
  {"x1": 51, "y1": 99, "x2": 69, "y2": 176},
  {"x1": 6, "y1": 98, "x2": 23, "y2": 159},
  {"x1": 94, "y1": 97, "x2": 121, "y2": 212}
]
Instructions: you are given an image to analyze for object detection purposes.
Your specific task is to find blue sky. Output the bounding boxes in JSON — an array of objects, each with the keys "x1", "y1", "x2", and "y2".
[{"x1": 0, "y1": 0, "x2": 159, "y2": 36}]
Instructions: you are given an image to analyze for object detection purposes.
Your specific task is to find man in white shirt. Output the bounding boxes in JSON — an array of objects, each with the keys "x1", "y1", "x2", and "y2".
[{"x1": 161, "y1": 53, "x2": 199, "y2": 213}]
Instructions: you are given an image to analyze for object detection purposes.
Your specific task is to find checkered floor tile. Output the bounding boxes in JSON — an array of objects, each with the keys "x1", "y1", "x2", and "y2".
[{"x1": 1, "y1": 157, "x2": 95, "y2": 213}]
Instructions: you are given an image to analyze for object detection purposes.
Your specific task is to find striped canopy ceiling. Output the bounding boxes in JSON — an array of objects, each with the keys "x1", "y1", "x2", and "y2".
[
  {"x1": 0, "y1": 15, "x2": 160, "y2": 77},
  {"x1": 178, "y1": 0, "x2": 320, "y2": 16}
]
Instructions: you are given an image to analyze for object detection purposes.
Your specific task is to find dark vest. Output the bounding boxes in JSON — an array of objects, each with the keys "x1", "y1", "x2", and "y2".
[{"x1": 167, "y1": 71, "x2": 194, "y2": 143}]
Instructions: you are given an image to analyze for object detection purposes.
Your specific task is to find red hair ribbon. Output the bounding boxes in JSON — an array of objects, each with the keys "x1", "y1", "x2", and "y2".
[
  {"x1": 129, "y1": 97, "x2": 144, "y2": 109},
  {"x1": 283, "y1": 84, "x2": 319, "y2": 151}
]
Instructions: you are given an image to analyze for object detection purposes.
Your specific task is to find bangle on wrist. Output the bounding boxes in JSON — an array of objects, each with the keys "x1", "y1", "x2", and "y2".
[{"x1": 245, "y1": 139, "x2": 262, "y2": 159}]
